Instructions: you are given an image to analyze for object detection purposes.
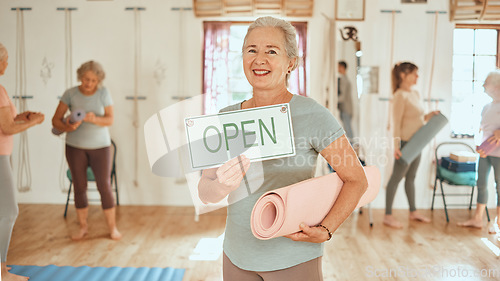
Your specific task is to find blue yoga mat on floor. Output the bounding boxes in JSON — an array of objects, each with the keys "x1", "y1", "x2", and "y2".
[{"x1": 8, "y1": 265, "x2": 185, "y2": 281}]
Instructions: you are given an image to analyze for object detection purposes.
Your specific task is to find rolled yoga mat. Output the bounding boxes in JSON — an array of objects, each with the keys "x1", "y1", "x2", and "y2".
[
  {"x1": 250, "y1": 165, "x2": 381, "y2": 240},
  {"x1": 399, "y1": 112, "x2": 448, "y2": 166},
  {"x1": 51, "y1": 109, "x2": 86, "y2": 135}
]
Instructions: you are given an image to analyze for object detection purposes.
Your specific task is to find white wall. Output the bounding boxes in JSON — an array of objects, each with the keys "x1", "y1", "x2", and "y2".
[
  {"x1": 1, "y1": 0, "x2": 495, "y2": 210},
  {"x1": 1, "y1": 0, "x2": 201, "y2": 206}
]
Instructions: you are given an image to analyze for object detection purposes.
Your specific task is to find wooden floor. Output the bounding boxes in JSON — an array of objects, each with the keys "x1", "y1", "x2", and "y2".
[{"x1": 7, "y1": 204, "x2": 500, "y2": 281}]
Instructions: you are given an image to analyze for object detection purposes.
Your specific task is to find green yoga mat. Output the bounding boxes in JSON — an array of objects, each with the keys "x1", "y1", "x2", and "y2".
[{"x1": 399, "y1": 112, "x2": 448, "y2": 166}]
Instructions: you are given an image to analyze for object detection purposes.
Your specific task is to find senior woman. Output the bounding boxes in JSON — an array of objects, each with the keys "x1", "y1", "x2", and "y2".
[
  {"x1": 52, "y1": 61, "x2": 121, "y2": 241},
  {"x1": 458, "y1": 71, "x2": 500, "y2": 232},
  {"x1": 198, "y1": 17, "x2": 367, "y2": 280},
  {"x1": 0, "y1": 42, "x2": 44, "y2": 281}
]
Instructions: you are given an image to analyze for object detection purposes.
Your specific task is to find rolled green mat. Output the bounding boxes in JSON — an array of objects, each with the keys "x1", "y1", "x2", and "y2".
[{"x1": 399, "y1": 112, "x2": 448, "y2": 166}]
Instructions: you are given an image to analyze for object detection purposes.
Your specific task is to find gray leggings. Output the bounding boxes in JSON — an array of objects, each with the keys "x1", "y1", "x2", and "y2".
[
  {"x1": 0, "y1": 155, "x2": 19, "y2": 263},
  {"x1": 476, "y1": 156, "x2": 500, "y2": 205},
  {"x1": 66, "y1": 145, "x2": 114, "y2": 209},
  {"x1": 223, "y1": 253, "x2": 323, "y2": 281},
  {"x1": 385, "y1": 141, "x2": 421, "y2": 215}
]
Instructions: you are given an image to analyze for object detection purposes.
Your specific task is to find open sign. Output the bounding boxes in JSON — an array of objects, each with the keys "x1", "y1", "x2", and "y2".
[{"x1": 185, "y1": 103, "x2": 295, "y2": 170}]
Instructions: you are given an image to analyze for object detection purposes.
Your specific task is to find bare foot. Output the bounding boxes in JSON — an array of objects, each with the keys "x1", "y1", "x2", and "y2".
[
  {"x1": 488, "y1": 222, "x2": 500, "y2": 234},
  {"x1": 457, "y1": 219, "x2": 482, "y2": 229},
  {"x1": 71, "y1": 227, "x2": 88, "y2": 241},
  {"x1": 2, "y1": 271, "x2": 29, "y2": 281},
  {"x1": 110, "y1": 228, "x2": 122, "y2": 240},
  {"x1": 409, "y1": 211, "x2": 431, "y2": 223},
  {"x1": 383, "y1": 215, "x2": 403, "y2": 229}
]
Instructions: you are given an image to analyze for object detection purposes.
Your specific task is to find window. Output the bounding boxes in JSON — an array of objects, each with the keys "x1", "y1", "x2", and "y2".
[
  {"x1": 451, "y1": 26, "x2": 499, "y2": 137},
  {"x1": 228, "y1": 24, "x2": 254, "y2": 105},
  {"x1": 203, "y1": 21, "x2": 308, "y2": 115}
]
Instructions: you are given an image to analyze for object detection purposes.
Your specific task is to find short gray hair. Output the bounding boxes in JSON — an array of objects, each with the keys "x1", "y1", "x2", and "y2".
[
  {"x1": 0, "y1": 43, "x2": 7, "y2": 61},
  {"x1": 77, "y1": 60, "x2": 106, "y2": 85},
  {"x1": 486, "y1": 70, "x2": 500, "y2": 87},
  {"x1": 243, "y1": 17, "x2": 300, "y2": 85}
]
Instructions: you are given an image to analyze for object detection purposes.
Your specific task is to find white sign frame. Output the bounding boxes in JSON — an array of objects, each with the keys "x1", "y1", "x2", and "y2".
[{"x1": 184, "y1": 103, "x2": 295, "y2": 170}]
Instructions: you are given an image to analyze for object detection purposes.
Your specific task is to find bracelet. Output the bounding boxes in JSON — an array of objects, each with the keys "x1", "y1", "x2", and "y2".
[{"x1": 317, "y1": 224, "x2": 332, "y2": 241}]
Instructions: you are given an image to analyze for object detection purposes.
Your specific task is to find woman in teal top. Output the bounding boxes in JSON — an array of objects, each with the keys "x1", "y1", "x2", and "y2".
[
  {"x1": 52, "y1": 61, "x2": 121, "y2": 241},
  {"x1": 198, "y1": 17, "x2": 368, "y2": 280}
]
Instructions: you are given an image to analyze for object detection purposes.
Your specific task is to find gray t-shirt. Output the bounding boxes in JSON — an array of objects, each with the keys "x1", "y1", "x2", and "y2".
[
  {"x1": 221, "y1": 95, "x2": 345, "y2": 271},
  {"x1": 60, "y1": 86, "x2": 113, "y2": 149}
]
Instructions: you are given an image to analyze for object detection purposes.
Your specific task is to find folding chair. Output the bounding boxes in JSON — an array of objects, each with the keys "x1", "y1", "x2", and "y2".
[
  {"x1": 64, "y1": 140, "x2": 119, "y2": 217},
  {"x1": 431, "y1": 141, "x2": 490, "y2": 222}
]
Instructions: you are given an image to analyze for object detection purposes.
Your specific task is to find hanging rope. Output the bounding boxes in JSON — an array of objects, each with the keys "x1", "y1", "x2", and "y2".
[
  {"x1": 387, "y1": 10, "x2": 397, "y2": 132},
  {"x1": 175, "y1": 8, "x2": 187, "y2": 183},
  {"x1": 65, "y1": 9, "x2": 74, "y2": 90},
  {"x1": 58, "y1": 7, "x2": 75, "y2": 193},
  {"x1": 427, "y1": 11, "x2": 439, "y2": 155},
  {"x1": 378, "y1": 9, "x2": 401, "y2": 188},
  {"x1": 330, "y1": 19, "x2": 337, "y2": 116},
  {"x1": 389, "y1": 11, "x2": 396, "y2": 70},
  {"x1": 178, "y1": 9, "x2": 185, "y2": 99},
  {"x1": 425, "y1": 11, "x2": 446, "y2": 188},
  {"x1": 133, "y1": 7, "x2": 142, "y2": 187},
  {"x1": 15, "y1": 8, "x2": 32, "y2": 192},
  {"x1": 319, "y1": 13, "x2": 337, "y2": 114},
  {"x1": 379, "y1": 10, "x2": 400, "y2": 132},
  {"x1": 426, "y1": 11, "x2": 439, "y2": 106}
]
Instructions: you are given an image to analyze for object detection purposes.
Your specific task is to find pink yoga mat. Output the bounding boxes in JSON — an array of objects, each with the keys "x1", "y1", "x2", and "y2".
[
  {"x1": 251, "y1": 166, "x2": 381, "y2": 240},
  {"x1": 478, "y1": 137, "x2": 499, "y2": 156}
]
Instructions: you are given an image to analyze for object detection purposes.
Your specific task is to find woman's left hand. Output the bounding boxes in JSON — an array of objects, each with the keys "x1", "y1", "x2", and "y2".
[
  {"x1": 83, "y1": 112, "x2": 96, "y2": 124},
  {"x1": 424, "y1": 110, "x2": 440, "y2": 122},
  {"x1": 284, "y1": 223, "x2": 331, "y2": 243},
  {"x1": 15, "y1": 111, "x2": 32, "y2": 122}
]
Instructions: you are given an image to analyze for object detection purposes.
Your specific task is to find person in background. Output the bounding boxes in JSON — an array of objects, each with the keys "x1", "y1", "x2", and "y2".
[
  {"x1": 198, "y1": 17, "x2": 367, "y2": 280},
  {"x1": 337, "y1": 61, "x2": 353, "y2": 140},
  {"x1": 0, "y1": 42, "x2": 45, "y2": 281},
  {"x1": 458, "y1": 70, "x2": 500, "y2": 232},
  {"x1": 384, "y1": 62, "x2": 439, "y2": 229},
  {"x1": 52, "y1": 61, "x2": 121, "y2": 241}
]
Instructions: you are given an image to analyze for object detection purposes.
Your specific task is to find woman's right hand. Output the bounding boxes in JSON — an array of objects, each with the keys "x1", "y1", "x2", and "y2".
[
  {"x1": 64, "y1": 117, "x2": 81, "y2": 132},
  {"x1": 198, "y1": 155, "x2": 251, "y2": 204},
  {"x1": 476, "y1": 146, "x2": 487, "y2": 158},
  {"x1": 214, "y1": 155, "x2": 251, "y2": 193},
  {"x1": 394, "y1": 148, "x2": 402, "y2": 160}
]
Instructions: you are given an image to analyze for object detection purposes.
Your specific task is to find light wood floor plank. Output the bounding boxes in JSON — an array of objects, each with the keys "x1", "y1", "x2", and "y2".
[{"x1": 7, "y1": 204, "x2": 500, "y2": 281}]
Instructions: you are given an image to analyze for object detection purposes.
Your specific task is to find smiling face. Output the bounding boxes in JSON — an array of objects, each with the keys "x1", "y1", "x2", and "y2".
[
  {"x1": 242, "y1": 27, "x2": 295, "y2": 93},
  {"x1": 79, "y1": 71, "x2": 99, "y2": 95}
]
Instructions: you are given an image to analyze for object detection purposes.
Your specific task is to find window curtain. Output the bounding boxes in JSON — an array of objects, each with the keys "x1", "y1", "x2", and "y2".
[
  {"x1": 290, "y1": 22, "x2": 307, "y2": 96},
  {"x1": 203, "y1": 22, "x2": 231, "y2": 115}
]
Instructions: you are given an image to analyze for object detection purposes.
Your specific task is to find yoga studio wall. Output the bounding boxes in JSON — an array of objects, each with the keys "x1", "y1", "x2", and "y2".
[{"x1": 1, "y1": 0, "x2": 494, "y2": 209}]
